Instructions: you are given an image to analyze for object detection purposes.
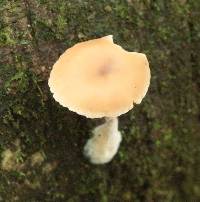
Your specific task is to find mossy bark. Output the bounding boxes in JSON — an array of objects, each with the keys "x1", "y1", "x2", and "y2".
[{"x1": 0, "y1": 0, "x2": 200, "y2": 201}]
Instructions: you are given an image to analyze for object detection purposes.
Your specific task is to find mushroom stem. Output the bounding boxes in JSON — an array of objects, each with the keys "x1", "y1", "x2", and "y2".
[{"x1": 83, "y1": 117, "x2": 122, "y2": 164}]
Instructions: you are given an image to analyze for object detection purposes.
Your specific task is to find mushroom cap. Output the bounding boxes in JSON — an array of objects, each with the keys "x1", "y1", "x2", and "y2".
[{"x1": 48, "y1": 36, "x2": 150, "y2": 118}]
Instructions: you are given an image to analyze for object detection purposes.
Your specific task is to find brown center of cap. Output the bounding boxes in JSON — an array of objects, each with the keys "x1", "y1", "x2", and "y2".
[
  {"x1": 98, "y1": 58, "x2": 113, "y2": 77},
  {"x1": 98, "y1": 64, "x2": 113, "y2": 76}
]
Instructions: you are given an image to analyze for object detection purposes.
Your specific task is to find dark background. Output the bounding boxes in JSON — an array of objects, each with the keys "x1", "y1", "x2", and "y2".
[{"x1": 0, "y1": 0, "x2": 200, "y2": 201}]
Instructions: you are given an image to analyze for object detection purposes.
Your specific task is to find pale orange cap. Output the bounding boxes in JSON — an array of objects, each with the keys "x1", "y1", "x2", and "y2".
[{"x1": 48, "y1": 36, "x2": 150, "y2": 118}]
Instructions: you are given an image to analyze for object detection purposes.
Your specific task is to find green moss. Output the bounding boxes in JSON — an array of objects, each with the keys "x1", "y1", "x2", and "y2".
[
  {"x1": 0, "y1": 0, "x2": 200, "y2": 201},
  {"x1": 0, "y1": 27, "x2": 16, "y2": 45}
]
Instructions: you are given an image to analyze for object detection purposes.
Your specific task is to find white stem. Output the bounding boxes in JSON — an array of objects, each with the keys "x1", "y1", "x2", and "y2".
[{"x1": 84, "y1": 117, "x2": 122, "y2": 164}]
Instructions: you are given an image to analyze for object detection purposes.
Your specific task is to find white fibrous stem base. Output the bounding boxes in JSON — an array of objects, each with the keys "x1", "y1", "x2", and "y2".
[{"x1": 84, "y1": 117, "x2": 122, "y2": 164}]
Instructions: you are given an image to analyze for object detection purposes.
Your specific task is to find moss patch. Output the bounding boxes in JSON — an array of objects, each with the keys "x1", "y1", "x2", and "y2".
[{"x1": 0, "y1": 0, "x2": 200, "y2": 201}]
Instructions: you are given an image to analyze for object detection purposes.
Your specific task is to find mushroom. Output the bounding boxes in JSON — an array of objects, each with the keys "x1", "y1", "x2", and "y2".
[
  {"x1": 84, "y1": 117, "x2": 122, "y2": 164},
  {"x1": 48, "y1": 35, "x2": 150, "y2": 164}
]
